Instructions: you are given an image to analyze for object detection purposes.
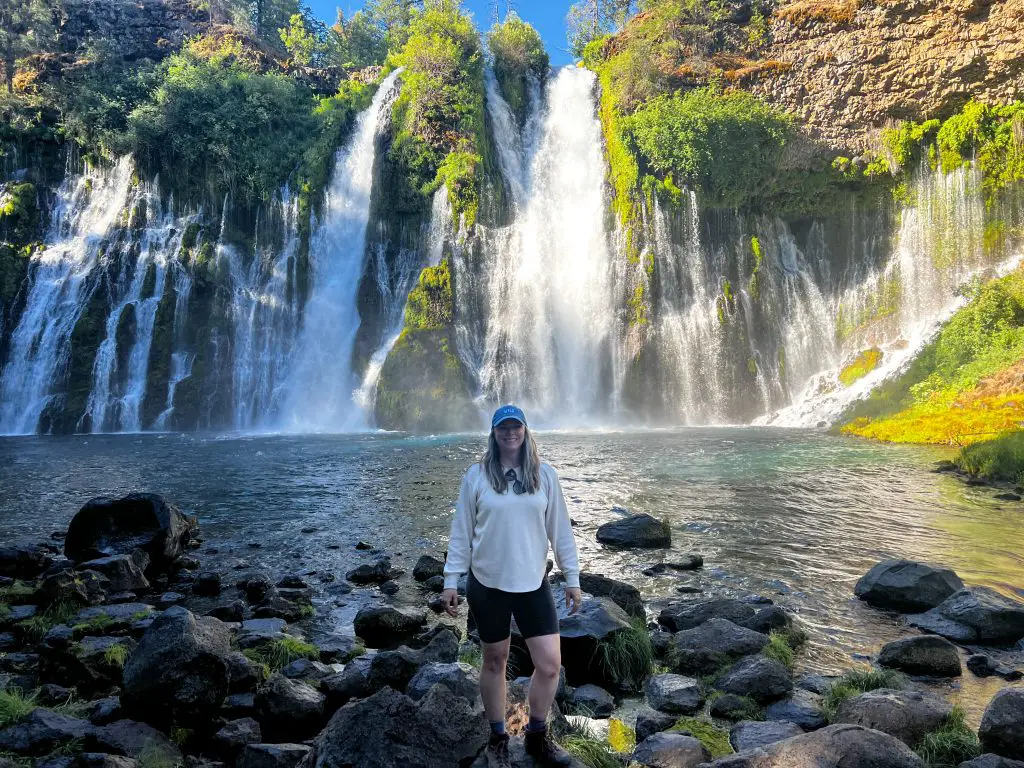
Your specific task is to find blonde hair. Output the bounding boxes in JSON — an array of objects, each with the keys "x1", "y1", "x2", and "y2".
[{"x1": 481, "y1": 425, "x2": 542, "y2": 494}]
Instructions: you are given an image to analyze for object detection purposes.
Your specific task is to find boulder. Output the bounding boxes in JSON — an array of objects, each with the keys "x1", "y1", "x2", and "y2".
[
  {"x1": 834, "y1": 688, "x2": 953, "y2": 746},
  {"x1": 320, "y1": 656, "x2": 373, "y2": 709},
  {"x1": 238, "y1": 744, "x2": 311, "y2": 768},
  {"x1": 121, "y1": 606, "x2": 231, "y2": 729},
  {"x1": 636, "y1": 706, "x2": 679, "y2": 742},
  {"x1": 645, "y1": 673, "x2": 704, "y2": 714},
  {"x1": 85, "y1": 719, "x2": 181, "y2": 762},
  {"x1": 980, "y1": 689, "x2": 1024, "y2": 760},
  {"x1": 909, "y1": 588, "x2": 1024, "y2": 645},
  {"x1": 255, "y1": 674, "x2": 325, "y2": 741},
  {"x1": 730, "y1": 720, "x2": 804, "y2": 752},
  {"x1": 227, "y1": 651, "x2": 265, "y2": 693},
  {"x1": 671, "y1": 618, "x2": 769, "y2": 675},
  {"x1": 39, "y1": 569, "x2": 108, "y2": 608},
  {"x1": 570, "y1": 684, "x2": 615, "y2": 717},
  {"x1": 959, "y1": 756, "x2": 1024, "y2": 768},
  {"x1": 65, "y1": 494, "x2": 193, "y2": 575},
  {"x1": 298, "y1": 685, "x2": 488, "y2": 767},
  {"x1": 406, "y1": 661, "x2": 480, "y2": 704},
  {"x1": 697, "y1": 723, "x2": 925, "y2": 767},
  {"x1": 280, "y1": 659, "x2": 334, "y2": 683},
  {"x1": 212, "y1": 718, "x2": 261, "y2": 759},
  {"x1": 658, "y1": 599, "x2": 757, "y2": 632},
  {"x1": 353, "y1": 605, "x2": 427, "y2": 648},
  {"x1": 0, "y1": 709, "x2": 94, "y2": 756},
  {"x1": 193, "y1": 572, "x2": 222, "y2": 597},
  {"x1": 551, "y1": 590, "x2": 634, "y2": 688},
  {"x1": 578, "y1": 572, "x2": 645, "y2": 619},
  {"x1": 346, "y1": 558, "x2": 397, "y2": 585},
  {"x1": 0, "y1": 540, "x2": 55, "y2": 579},
  {"x1": 968, "y1": 655, "x2": 1023, "y2": 681},
  {"x1": 764, "y1": 689, "x2": 827, "y2": 731},
  {"x1": 715, "y1": 656, "x2": 793, "y2": 703},
  {"x1": 366, "y1": 630, "x2": 458, "y2": 692},
  {"x1": 632, "y1": 732, "x2": 710, "y2": 767},
  {"x1": 596, "y1": 513, "x2": 671, "y2": 548},
  {"x1": 413, "y1": 555, "x2": 445, "y2": 582},
  {"x1": 739, "y1": 606, "x2": 794, "y2": 635},
  {"x1": 77, "y1": 556, "x2": 149, "y2": 594},
  {"x1": 877, "y1": 635, "x2": 962, "y2": 677},
  {"x1": 222, "y1": 692, "x2": 257, "y2": 720},
  {"x1": 315, "y1": 635, "x2": 362, "y2": 663},
  {"x1": 855, "y1": 560, "x2": 964, "y2": 613}
]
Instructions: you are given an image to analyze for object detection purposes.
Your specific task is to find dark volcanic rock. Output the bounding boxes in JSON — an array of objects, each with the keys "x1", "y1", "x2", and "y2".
[
  {"x1": 0, "y1": 540, "x2": 55, "y2": 579},
  {"x1": 715, "y1": 655, "x2": 794, "y2": 703},
  {"x1": 578, "y1": 572, "x2": 645, "y2": 619},
  {"x1": 764, "y1": 688, "x2": 827, "y2": 731},
  {"x1": 353, "y1": 605, "x2": 427, "y2": 648},
  {"x1": 834, "y1": 688, "x2": 953, "y2": 746},
  {"x1": 968, "y1": 654, "x2": 1023, "y2": 681},
  {"x1": 65, "y1": 493, "x2": 194, "y2": 575},
  {"x1": 658, "y1": 598, "x2": 757, "y2": 632},
  {"x1": 254, "y1": 673, "x2": 325, "y2": 742},
  {"x1": 739, "y1": 606, "x2": 795, "y2": 635},
  {"x1": 193, "y1": 572, "x2": 222, "y2": 596},
  {"x1": 86, "y1": 719, "x2": 181, "y2": 762},
  {"x1": 122, "y1": 606, "x2": 231, "y2": 729},
  {"x1": 320, "y1": 656, "x2": 373, "y2": 709},
  {"x1": 632, "y1": 732, "x2": 709, "y2": 767},
  {"x1": 298, "y1": 685, "x2": 488, "y2": 768},
  {"x1": 730, "y1": 720, "x2": 804, "y2": 752},
  {"x1": 552, "y1": 592, "x2": 633, "y2": 688},
  {"x1": 699, "y1": 723, "x2": 925, "y2": 767},
  {"x1": 413, "y1": 555, "x2": 445, "y2": 582},
  {"x1": 644, "y1": 673, "x2": 704, "y2": 714},
  {"x1": 596, "y1": 513, "x2": 671, "y2": 548},
  {"x1": 280, "y1": 658, "x2": 334, "y2": 683},
  {"x1": 41, "y1": 634, "x2": 136, "y2": 694},
  {"x1": 570, "y1": 683, "x2": 615, "y2": 717},
  {"x1": 406, "y1": 661, "x2": 480, "y2": 704},
  {"x1": 315, "y1": 634, "x2": 361, "y2": 663},
  {"x1": 238, "y1": 743, "x2": 311, "y2": 768},
  {"x1": 0, "y1": 709, "x2": 94, "y2": 756},
  {"x1": 672, "y1": 618, "x2": 769, "y2": 675},
  {"x1": 346, "y1": 557, "x2": 397, "y2": 585},
  {"x1": 909, "y1": 588, "x2": 1024, "y2": 645},
  {"x1": 212, "y1": 717, "x2": 261, "y2": 759},
  {"x1": 877, "y1": 635, "x2": 962, "y2": 676},
  {"x1": 635, "y1": 706, "x2": 678, "y2": 742},
  {"x1": 366, "y1": 630, "x2": 459, "y2": 692},
  {"x1": 469, "y1": 736, "x2": 589, "y2": 767},
  {"x1": 78, "y1": 555, "x2": 150, "y2": 593},
  {"x1": 855, "y1": 559, "x2": 963, "y2": 613},
  {"x1": 228, "y1": 651, "x2": 265, "y2": 693},
  {"x1": 980, "y1": 689, "x2": 1024, "y2": 760},
  {"x1": 39, "y1": 569, "x2": 108, "y2": 609},
  {"x1": 959, "y1": 756, "x2": 1024, "y2": 768}
]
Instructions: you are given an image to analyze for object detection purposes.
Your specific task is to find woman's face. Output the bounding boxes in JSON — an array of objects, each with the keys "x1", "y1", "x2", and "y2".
[{"x1": 494, "y1": 419, "x2": 525, "y2": 455}]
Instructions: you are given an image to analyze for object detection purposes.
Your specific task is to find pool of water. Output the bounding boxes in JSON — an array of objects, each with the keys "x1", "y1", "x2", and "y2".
[{"x1": 1, "y1": 427, "x2": 1021, "y2": 721}]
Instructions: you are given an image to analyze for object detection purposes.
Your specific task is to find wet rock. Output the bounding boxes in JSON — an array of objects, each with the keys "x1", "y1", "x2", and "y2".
[
  {"x1": 632, "y1": 732, "x2": 710, "y2": 767},
  {"x1": 959, "y1": 756, "x2": 1024, "y2": 768},
  {"x1": 994, "y1": 493, "x2": 1022, "y2": 502},
  {"x1": 208, "y1": 600, "x2": 246, "y2": 623},
  {"x1": 979, "y1": 689, "x2": 1024, "y2": 760},
  {"x1": 65, "y1": 494, "x2": 194, "y2": 575},
  {"x1": 406, "y1": 661, "x2": 480, "y2": 704},
  {"x1": 254, "y1": 593, "x2": 304, "y2": 622},
  {"x1": 764, "y1": 688, "x2": 826, "y2": 731},
  {"x1": 212, "y1": 718, "x2": 261, "y2": 760},
  {"x1": 877, "y1": 635, "x2": 962, "y2": 676},
  {"x1": 596, "y1": 513, "x2": 671, "y2": 548},
  {"x1": 353, "y1": 605, "x2": 427, "y2": 648},
  {"x1": 739, "y1": 606, "x2": 794, "y2": 635},
  {"x1": 41, "y1": 635, "x2": 135, "y2": 694},
  {"x1": 78, "y1": 555, "x2": 149, "y2": 594},
  {"x1": 699, "y1": 723, "x2": 925, "y2": 767},
  {"x1": 730, "y1": 720, "x2": 804, "y2": 752},
  {"x1": 644, "y1": 673, "x2": 704, "y2": 714},
  {"x1": 380, "y1": 580, "x2": 400, "y2": 596},
  {"x1": 366, "y1": 630, "x2": 459, "y2": 692},
  {"x1": 236, "y1": 618, "x2": 288, "y2": 649},
  {"x1": 570, "y1": 683, "x2": 615, "y2": 717},
  {"x1": 413, "y1": 555, "x2": 445, "y2": 582},
  {"x1": 241, "y1": 574, "x2": 274, "y2": 603},
  {"x1": 255, "y1": 673, "x2": 325, "y2": 741},
  {"x1": 908, "y1": 588, "x2": 1024, "y2": 645},
  {"x1": 0, "y1": 540, "x2": 55, "y2": 579},
  {"x1": 122, "y1": 606, "x2": 231, "y2": 729},
  {"x1": 314, "y1": 634, "x2": 361, "y2": 663},
  {"x1": 835, "y1": 688, "x2": 952, "y2": 746},
  {"x1": 423, "y1": 575, "x2": 445, "y2": 592},
  {"x1": 156, "y1": 591, "x2": 186, "y2": 608},
  {"x1": 300, "y1": 684, "x2": 488, "y2": 767},
  {"x1": 86, "y1": 719, "x2": 181, "y2": 762},
  {"x1": 0, "y1": 708, "x2": 94, "y2": 756},
  {"x1": 346, "y1": 557, "x2": 397, "y2": 585},
  {"x1": 319, "y1": 656, "x2": 373, "y2": 709},
  {"x1": 578, "y1": 572, "x2": 645, "y2": 619},
  {"x1": 672, "y1": 618, "x2": 769, "y2": 675},
  {"x1": 277, "y1": 575, "x2": 309, "y2": 589},
  {"x1": 86, "y1": 696, "x2": 122, "y2": 725},
  {"x1": 715, "y1": 656, "x2": 793, "y2": 703},
  {"x1": 228, "y1": 651, "x2": 265, "y2": 693},
  {"x1": 238, "y1": 743, "x2": 311, "y2": 768},
  {"x1": 277, "y1": 587, "x2": 313, "y2": 604},
  {"x1": 193, "y1": 572, "x2": 221, "y2": 596},
  {"x1": 968, "y1": 655, "x2": 1023, "y2": 681},
  {"x1": 635, "y1": 706, "x2": 678, "y2": 742},
  {"x1": 658, "y1": 598, "x2": 757, "y2": 632},
  {"x1": 280, "y1": 658, "x2": 334, "y2": 682},
  {"x1": 855, "y1": 559, "x2": 963, "y2": 613}
]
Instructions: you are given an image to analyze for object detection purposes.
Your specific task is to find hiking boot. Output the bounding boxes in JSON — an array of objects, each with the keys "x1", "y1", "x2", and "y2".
[
  {"x1": 486, "y1": 732, "x2": 511, "y2": 768},
  {"x1": 524, "y1": 727, "x2": 573, "y2": 766}
]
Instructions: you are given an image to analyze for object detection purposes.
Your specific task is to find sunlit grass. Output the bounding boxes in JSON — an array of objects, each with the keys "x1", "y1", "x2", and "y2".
[
  {"x1": 670, "y1": 717, "x2": 733, "y2": 758},
  {"x1": 822, "y1": 666, "x2": 907, "y2": 722},
  {"x1": 594, "y1": 619, "x2": 654, "y2": 690},
  {"x1": 954, "y1": 430, "x2": 1024, "y2": 484}
]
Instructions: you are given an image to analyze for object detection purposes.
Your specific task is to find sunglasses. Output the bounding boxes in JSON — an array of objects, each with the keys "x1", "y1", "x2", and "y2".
[{"x1": 504, "y1": 468, "x2": 526, "y2": 495}]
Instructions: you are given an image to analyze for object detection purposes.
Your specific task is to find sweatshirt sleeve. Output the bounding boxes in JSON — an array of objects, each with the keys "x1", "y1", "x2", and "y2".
[
  {"x1": 543, "y1": 465, "x2": 580, "y2": 589},
  {"x1": 443, "y1": 465, "x2": 478, "y2": 590}
]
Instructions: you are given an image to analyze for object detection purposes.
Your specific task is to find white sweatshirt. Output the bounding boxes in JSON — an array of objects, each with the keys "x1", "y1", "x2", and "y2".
[{"x1": 443, "y1": 462, "x2": 581, "y2": 593}]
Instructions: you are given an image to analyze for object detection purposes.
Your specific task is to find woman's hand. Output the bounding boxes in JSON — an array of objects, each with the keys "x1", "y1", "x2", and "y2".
[
  {"x1": 565, "y1": 587, "x2": 582, "y2": 615},
  {"x1": 442, "y1": 588, "x2": 460, "y2": 617}
]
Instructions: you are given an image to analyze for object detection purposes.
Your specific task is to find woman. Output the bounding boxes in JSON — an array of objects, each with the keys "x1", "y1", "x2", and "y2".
[{"x1": 442, "y1": 404, "x2": 582, "y2": 767}]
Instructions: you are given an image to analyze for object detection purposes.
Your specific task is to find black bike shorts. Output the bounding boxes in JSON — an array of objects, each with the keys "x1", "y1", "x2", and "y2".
[{"x1": 466, "y1": 569, "x2": 559, "y2": 644}]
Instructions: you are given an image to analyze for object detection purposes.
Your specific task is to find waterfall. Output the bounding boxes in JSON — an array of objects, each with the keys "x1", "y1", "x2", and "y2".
[
  {"x1": 152, "y1": 261, "x2": 194, "y2": 431},
  {"x1": 277, "y1": 69, "x2": 403, "y2": 432},
  {"x1": 0, "y1": 156, "x2": 134, "y2": 435},
  {"x1": 474, "y1": 67, "x2": 616, "y2": 425}
]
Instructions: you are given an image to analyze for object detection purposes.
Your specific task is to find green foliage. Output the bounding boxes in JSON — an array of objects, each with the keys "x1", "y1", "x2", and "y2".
[
  {"x1": 103, "y1": 643, "x2": 130, "y2": 668},
  {"x1": 72, "y1": 613, "x2": 114, "y2": 635},
  {"x1": 0, "y1": 687, "x2": 36, "y2": 728},
  {"x1": 881, "y1": 119, "x2": 940, "y2": 172},
  {"x1": 404, "y1": 259, "x2": 453, "y2": 330},
  {"x1": 17, "y1": 600, "x2": 79, "y2": 643},
  {"x1": 0, "y1": 0, "x2": 58, "y2": 93},
  {"x1": 0, "y1": 182, "x2": 39, "y2": 244},
  {"x1": 330, "y1": 0, "x2": 413, "y2": 68},
  {"x1": 488, "y1": 13, "x2": 548, "y2": 122},
  {"x1": 838, "y1": 347, "x2": 883, "y2": 387},
  {"x1": 670, "y1": 717, "x2": 733, "y2": 758},
  {"x1": 280, "y1": 13, "x2": 317, "y2": 67},
  {"x1": 557, "y1": 717, "x2": 620, "y2": 768},
  {"x1": 0, "y1": 580, "x2": 35, "y2": 604},
  {"x1": 762, "y1": 631, "x2": 795, "y2": 670},
  {"x1": 954, "y1": 431, "x2": 1024, "y2": 484},
  {"x1": 594, "y1": 619, "x2": 654, "y2": 690},
  {"x1": 916, "y1": 707, "x2": 981, "y2": 767},
  {"x1": 822, "y1": 667, "x2": 907, "y2": 722},
  {"x1": 458, "y1": 644, "x2": 483, "y2": 668},
  {"x1": 243, "y1": 636, "x2": 319, "y2": 672},
  {"x1": 627, "y1": 86, "x2": 792, "y2": 209}
]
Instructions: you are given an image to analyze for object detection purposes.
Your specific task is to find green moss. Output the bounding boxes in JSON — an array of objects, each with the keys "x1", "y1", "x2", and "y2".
[
  {"x1": 670, "y1": 717, "x2": 733, "y2": 758},
  {"x1": 405, "y1": 259, "x2": 453, "y2": 330},
  {"x1": 72, "y1": 613, "x2": 114, "y2": 635},
  {"x1": 838, "y1": 347, "x2": 883, "y2": 387},
  {"x1": 0, "y1": 182, "x2": 40, "y2": 244},
  {"x1": 0, "y1": 242, "x2": 34, "y2": 309},
  {"x1": 53, "y1": 281, "x2": 111, "y2": 433}
]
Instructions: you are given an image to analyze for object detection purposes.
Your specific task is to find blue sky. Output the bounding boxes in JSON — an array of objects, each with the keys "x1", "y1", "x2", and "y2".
[{"x1": 306, "y1": 0, "x2": 578, "y2": 66}]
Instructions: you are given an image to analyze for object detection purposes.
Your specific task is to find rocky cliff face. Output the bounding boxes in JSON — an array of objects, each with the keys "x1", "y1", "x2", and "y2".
[
  {"x1": 59, "y1": 0, "x2": 205, "y2": 61},
  {"x1": 750, "y1": 0, "x2": 1024, "y2": 151}
]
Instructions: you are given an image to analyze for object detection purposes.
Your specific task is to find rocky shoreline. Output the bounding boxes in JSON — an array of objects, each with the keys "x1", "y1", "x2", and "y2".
[{"x1": 1, "y1": 494, "x2": 1023, "y2": 768}]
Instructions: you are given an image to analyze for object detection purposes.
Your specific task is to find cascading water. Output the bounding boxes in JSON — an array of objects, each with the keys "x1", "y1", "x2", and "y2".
[
  {"x1": 473, "y1": 67, "x2": 617, "y2": 425},
  {"x1": 0, "y1": 156, "x2": 134, "y2": 435},
  {"x1": 152, "y1": 262, "x2": 194, "y2": 430},
  {"x1": 278, "y1": 69, "x2": 403, "y2": 432}
]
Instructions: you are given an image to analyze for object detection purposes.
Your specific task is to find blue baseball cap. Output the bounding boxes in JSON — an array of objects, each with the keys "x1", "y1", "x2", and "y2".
[{"x1": 491, "y1": 404, "x2": 527, "y2": 429}]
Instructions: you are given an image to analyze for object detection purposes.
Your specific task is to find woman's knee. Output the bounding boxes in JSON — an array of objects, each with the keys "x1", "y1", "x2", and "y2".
[
  {"x1": 530, "y1": 645, "x2": 561, "y2": 679},
  {"x1": 481, "y1": 642, "x2": 509, "y2": 674}
]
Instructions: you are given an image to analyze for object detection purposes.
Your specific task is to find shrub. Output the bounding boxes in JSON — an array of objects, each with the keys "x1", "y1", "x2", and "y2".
[
  {"x1": 103, "y1": 643, "x2": 130, "y2": 668},
  {"x1": 916, "y1": 707, "x2": 981, "y2": 766},
  {"x1": 488, "y1": 13, "x2": 547, "y2": 120}
]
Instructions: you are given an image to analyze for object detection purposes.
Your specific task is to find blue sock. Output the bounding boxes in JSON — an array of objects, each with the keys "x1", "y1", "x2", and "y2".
[
  {"x1": 527, "y1": 716, "x2": 546, "y2": 733},
  {"x1": 490, "y1": 720, "x2": 506, "y2": 736}
]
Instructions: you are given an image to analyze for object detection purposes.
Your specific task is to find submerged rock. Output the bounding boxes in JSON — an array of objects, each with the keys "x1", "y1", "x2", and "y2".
[
  {"x1": 834, "y1": 688, "x2": 952, "y2": 747},
  {"x1": 854, "y1": 559, "x2": 963, "y2": 613},
  {"x1": 979, "y1": 689, "x2": 1024, "y2": 760},
  {"x1": 968, "y1": 654, "x2": 1023, "y2": 681},
  {"x1": 877, "y1": 635, "x2": 962, "y2": 676},
  {"x1": 764, "y1": 688, "x2": 827, "y2": 731},
  {"x1": 596, "y1": 513, "x2": 671, "y2": 548},
  {"x1": 353, "y1": 605, "x2": 426, "y2": 648},
  {"x1": 658, "y1": 598, "x2": 757, "y2": 633},
  {"x1": 909, "y1": 588, "x2": 1024, "y2": 645}
]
